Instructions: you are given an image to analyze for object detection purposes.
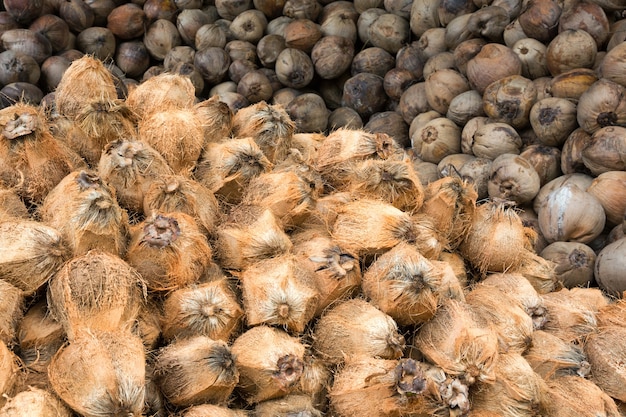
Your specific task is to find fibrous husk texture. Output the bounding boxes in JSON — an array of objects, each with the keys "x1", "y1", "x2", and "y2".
[
  {"x1": 0, "y1": 279, "x2": 24, "y2": 347},
  {"x1": 125, "y1": 73, "x2": 196, "y2": 119},
  {"x1": 0, "y1": 188, "x2": 29, "y2": 220},
  {"x1": 47, "y1": 250, "x2": 145, "y2": 341},
  {"x1": 523, "y1": 330, "x2": 590, "y2": 380},
  {"x1": 543, "y1": 375, "x2": 620, "y2": 417},
  {"x1": 0, "y1": 340, "x2": 21, "y2": 409},
  {"x1": 254, "y1": 394, "x2": 323, "y2": 417},
  {"x1": 0, "y1": 386, "x2": 73, "y2": 417},
  {"x1": 584, "y1": 325, "x2": 626, "y2": 402},
  {"x1": 0, "y1": 220, "x2": 70, "y2": 295},
  {"x1": 194, "y1": 96, "x2": 233, "y2": 143},
  {"x1": 179, "y1": 404, "x2": 249, "y2": 417},
  {"x1": 541, "y1": 288, "x2": 600, "y2": 343}
]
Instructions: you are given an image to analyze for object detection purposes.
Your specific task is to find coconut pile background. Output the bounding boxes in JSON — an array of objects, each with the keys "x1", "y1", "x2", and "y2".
[{"x1": 1, "y1": 0, "x2": 626, "y2": 416}]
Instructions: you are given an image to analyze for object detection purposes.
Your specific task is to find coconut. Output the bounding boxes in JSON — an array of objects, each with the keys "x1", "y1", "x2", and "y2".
[
  {"x1": 153, "y1": 335, "x2": 238, "y2": 408},
  {"x1": 541, "y1": 288, "x2": 599, "y2": 343},
  {"x1": 0, "y1": 220, "x2": 70, "y2": 295},
  {"x1": 295, "y1": 353, "x2": 332, "y2": 410},
  {"x1": 238, "y1": 254, "x2": 319, "y2": 333},
  {"x1": 143, "y1": 360, "x2": 166, "y2": 417},
  {"x1": 596, "y1": 299, "x2": 626, "y2": 328},
  {"x1": 98, "y1": 139, "x2": 175, "y2": 215},
  {"x1": 231, "y1": 325, "x2": 306, "y2": 404},
  {"x1": 125, "y1": 72, "x2": 196, "y2": 119},
  {"x1": 47, "y1": 329, "x2": 146, "y2": 417},
  {"x1": 510, "y1": 252, "x2": 559, "y2": 295},
  {"x1": 132, "y1": 298, "x2": 162, "y2": 351},
  {"x1": 543, "y1": 375, "x2": 621, "y2": 417},
  {"x1": 312, "y1": 298, "x2": 405, "y2": 365},
  {"x1": 231, "y1": 101, "x2": 295, "y2": 164},
  {"x1": 180, "y1": 404, "x2": 249, "y2": 417},
  {"x1": 138, "y1": 108, "x2": 204, "y2": 176},
  {"x1": 254, "y1": 394, "x2": 322, "y2": 417},
  {"x1": 584, "y1": 326, "x2": 626, "y2": 402},
  {"x1": 160, "y1": 278, "x2": 243, "y2": 343},
  {"x1": 523, "y1": 330, "x2": 589, "y2": 380},
  {"x1": 0, "y1": 280, "x2": 23, "y2": 347},
  {"x1": 0, "y1": 386, "x2": 72, "y2": 417},
  {"x1": 194, "y1": 96, "x2": 233, "y2": 144},
  {"x1": 125, "y1": 212, "x2": 213, "y2": 292},
  {"x1": 215, "y1": 205, "x2": 292, "y2": 271},
  {"x1": 0, "y1": 340, "x2": 21, "y2": 408},
  {"x1": 0, "y1": 188, "x2": 29, "y2": 220}
]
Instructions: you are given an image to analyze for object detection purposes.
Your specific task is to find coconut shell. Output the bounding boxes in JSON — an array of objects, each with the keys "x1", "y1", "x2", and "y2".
[
  {"x1": 39, "y1": 170, "x2": 129, "y2": 257},
  {"x1": 584, "y1": 326, "x2": 626, "y2": 402},
  {"x1": 125, "y1": 72, "x2": 196, "y2": 119},
  {"x1": 0, "y1": 220, "x2": 70, "y2": 295},
  {"x1": 541, "y1": 288, "x2": 599, "y2": 343},
  {"x1": 523, "y1": 330, "x2": 589, "y2": 380},
  {"x1": 0, "y1": 188, "x2": 29, "y2": 220},
  {"x1": 194, "y1": 96, "x2": 233, "y2": 144},
  {"x1": 0, "y1": 340, "x2": 21, "y2": 409},
  {"x1": 180, "y1": 404, "x2": 249, "y2": 417},
  {"x1": 0, "y1": 280, "x2": 23, "y2": 347},
  {"x1": 231, "y1": 325, "x2": 306, "y2": 404},
  {"x1": 160, "y1": 279, "x2": 243, "y2": 342},
  {"x1": 47, "y1": 330, "x2": 146, "y2": 417},
  {"x1": 312, "y1": 299, "x2": 405, "y2": 365},
  {"x1": 543, "y1": 375, "x2": 620, "y2": 417},
  {"x1": 153, "y1": 335, "x2": 238, "y2": 408},
  {"x1": 254, "y1": 394, "x2": 322, "y2": 417},
  {"x1": 125, "y1": 212, "x2": 213, "y2": 292},
  {"x1": 0, "y1": 387, "x2": 72, "y2": 417}
]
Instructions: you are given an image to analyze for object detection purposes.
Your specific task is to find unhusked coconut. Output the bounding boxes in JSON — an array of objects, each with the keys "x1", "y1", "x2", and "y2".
[
  {"x1": 0, "y1": 340, "x2": 22, "y2": 409},
  {"x1": 543, "y1": 375, "x2": 620, "y2": 417},
  {"x1": 0, "y1": 280, "x2": 24, "y2": 347},
  {"x1": 179, "y1": 404, "x2": 248, "y2": 417},
  {"x1": 125, "y1": 72, "x2": 196, "y2": 118},
  {"x1": 0, "y1": 188, "x2": 29, "y2": 220},
  {"x1": 541, "y1": 288, "x2": 600, "y2": 343},
  {"x1": 194, "y1": 96, "x2": 233, "y2": 144},
  {"x1": 0, "y1": 387, "x2": 72, "y2": 417},
  {"x1": 255, "y1": 394, "x2": 322, "y2": 417},
  {"x1": 523, "y1": 330, "x2": 590, "y2": 380},
  {"x1": 585, "y1": 325, "x2": 626, "y2": 402}
]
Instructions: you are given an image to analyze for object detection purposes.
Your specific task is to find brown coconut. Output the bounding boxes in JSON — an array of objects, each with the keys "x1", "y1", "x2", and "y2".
[
  {"x1": 0, "y1": 386, "x2": 72, "y2": 417},
  {"x1": 138, "y1": 108, "x2": 204, "y2": 176},
  {"x1": 180, "y1": 404, "x2": 249, "y2": 417},
  {"x1": 238, "y1": 254, "x2": 319, "y2": 333},
  {"x1": 231, "y1": 325, "x2": 306, "y2": 404},
  {"x1": 0, "y1": 187, "x2": 29, "y2": 220},
  {"x1": 596, "y1": 299, "x2": 626, "y2": 328},
  {"x1": 523, "y1": 330, "x2": 589, "y2": 380},
  {"x1": 153, "y1": 335, "x2": 239, "y2": 408},
  {"x1": 194, "y1": 96, "x2": 233, "y2": 144},
  {"x1": 0, "y1": 339, "x2": 21, "y2": 408},
  {"x1": 125, "y1": 72, "x2": 196, "y2": 119},
  {"x1": 294, "y1": 353, "x2": 331, "y2": 410},
  {"x1": 231, "y1": 101, "x2": 295, "y2": 164},
  {"x1": 39, "y1": 170, "x2": 129, "y2": 257},
  {"x1": 160, "y1": 278, "x2": 243, "y2": 343},
  {"x1": 584, "y1": 326, "x2": 626, "y2": 402},
  {"x1": 194, "y1": 137, "x2": 273, "y2": 205},
  {"x1": 312, "y1": 298, "x2": 405, "y2": 365},
  {"x1": 0, "y1": 280, "x2": 24, "y2": 347},
  {"x1": 125, "y1": 212, "x2": 213, "y2": 292},
  {"x1": 0, "y1": 220, "x2": 70, "y2": 295},
  {"x1": 98, "y1": 139, "x2": 175, "y2": 214},
  {"x1": 541, "y1": 288, "x2": 599, "y2": 343},
  {"x1": 254, "y1": 394, "x2": 322, "y2": 417},
  {"x1": 47, "y1": 329, "x2": 146, "y2": 417},
  {"x1": 215, "y1": 204, "x2": 292, "y2": 271},
  {"x1": 510, "y1": 252, "x2": 559, "y2": 295},
  {"x1": 543, "y1": 375, "x2": 620, "y2": 417}
]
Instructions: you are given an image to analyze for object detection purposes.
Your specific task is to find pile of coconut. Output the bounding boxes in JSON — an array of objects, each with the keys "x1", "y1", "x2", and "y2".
[{"x1": 0, "y1": 55, "x2": 625, "y2": 417}]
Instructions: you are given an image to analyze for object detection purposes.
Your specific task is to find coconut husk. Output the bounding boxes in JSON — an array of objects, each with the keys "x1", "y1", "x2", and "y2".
[
  {"x1": 254, "y1": 394, "x2": 323, "y2": 417},
  {"x1": 39, "y1": 170, "x2": 130, "y2": 257},
  {"x1": 125, "y1": 212, "x2": 214, "y2": 292},
  {"x1": 125, "y1": 73, "x2": 196, "y2": 119},
  {"x1": 413, "y1": 299, "x2": 499, "y2": 385},
  {"x1": 438, "y1": 251, "x2": 469, "y2": 289},
  {"x1": 305, "y1": 191, "x2": 356, "y2": 228},
  {"x1": 0, "y1": 188, "x2": 29, "y2": 220},
  {"x1": 291, "y1": 227, "x2": 361, "y2": 316},
  {"x1": 295, "y1": 352, "x2": 331, "y2": 410},
  {"x1": 596, "y1": 299, "x2": 626, "y2": 328},
  {"x1": 560, "y1": 286, "x2": 610, "y2": 312},
  {"x1": 47, "y1": 329, "x2": 146, "y2": 417},
  {"x1": 214, "y1": 204, "x2": 292, "y2": 271},
  {"x1": 312, "y1": 298, "x2": 405, "y2": 365},
  {"x1": 0, "y1": 280, "x2": 24, "y2": 347},
  {"x1": 179, "y1": 404, "x2": 249, "y2": 417},
  {"x1": 143, "y1": 360, "x2": 166, "y2": 417},
  {"x1": 138, "y1": 108, "x2": 204, "y2": 176},
  {"x1": 153, "y1": 335, "x2": 238, "y2": 408},
  {"x1": 432, "y1": 259, "x2": 467, "y2": 304},
  {"x1": 160, "y1": 279, "x2": 243, "y2": 342},
  {"x1": 239, "y1": 254, "x2": 319, "y2": 334},
  {"x1": 194, "y1": 137, "x2": 273, "y2": 205},
  {"x1": 194, "y1": 96, "x2": 233, "y2": 144},
  {"x1": 584, "y1": 325, "x2": 626, "y2": 402},
  {"x1": 54, "y1": 56, "x2": 119, "y2": 120},
  {"x1": 231, "y1": 325, "x2": 306, "y2": 404},
  {"x1": 541, "y1": 288, "x2": 599, "y2": 343},
  {"x1": 47, "y1": 250, "x2": 145, "y2": 341},
  {"x1": 0, "y1": 340, "x2": 22, "y2": 409},
  {"x1": 143, "y1": 174, "x2": 221, "y2": 236},
  {"x1": 291, "y1": 132, "x2": 325, "y2": 164},
  {"x1": 132, "y1": 297, "x2": 162, "y2": 350},
  {"x1": 523, "y1": 330, "x2": 589, "y2": 380},
  {"x1": 0, "y1": 220, "x2": 70, "y2": 295},
  {"x1": 509, "y1": 252, "x2": 559, "y2": 295},
  {"x1": 0, "y1": 386, "x2": 73, "y2": 417},
  {"x1": 231, "y1": 101, "x2": 295, "y2": 164},
  {"x1": 543, "y1": 375, "x2": 620, "y2": 417}
]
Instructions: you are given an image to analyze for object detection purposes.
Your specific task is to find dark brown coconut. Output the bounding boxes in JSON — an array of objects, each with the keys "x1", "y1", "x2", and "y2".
[
  {"x1": 125, "y1": 212, "x2": 213, "y2": 292},
  {"x1": 39, "y1": 170, "x2": 129, "y2": 257},
  {"x1": 160, "y1": 278, "x2": 243, "y2": 343},
  {"x1": 153, "y1": 335, "x2": 239, "y2": 408},
  {"x1": 584, "y1": 326, "x2": 626, "y2": 402},
  {"x1": 523, "y1": 330, "x2": 589, "y2": 380},
  {"x1": 544, "y1": 375, "x2": 620, "y2": 417},
  {"x1": 231, "y1": 325, "x2": 306, "y2": 404},
  {"x1": 0, "y1": 279, "x2": 23, "y2": 347},
  {"x1": 312, "y1": 298, "x2": 405, "y2": 365},
  {"x1": 194, "y1": 96, "x2": 233, "y2": 144},
  {"x1": 0, "y1": 340, "x2": 22, "y2": 409},
  {"x1": 0, "y1": 386, "x2": 73, "y2": 417},
  {"x1": 47, "y1": 330, "x2": 146, "y2": 417},
  {"x1": 125, "y1": 72, "x2": 196, "y2": 119}
]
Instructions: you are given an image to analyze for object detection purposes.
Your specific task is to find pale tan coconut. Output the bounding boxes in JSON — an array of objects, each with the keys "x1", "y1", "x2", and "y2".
[
  {"x1": 138, "y1": 108, "x2": 204, "y2": 176},
  {"x1": 438, "y1": 251, "x2": 469, "y2": 289},
  {"x1": 194, "y1": 95, "x2": 233, "y2": 144},
  {"x1": 254, "y1": 394, "x2": 322, "y2": 417},
  {"x1": 180, "y1": 404, "x2": 249, "y2": 417},
  {"x1": 543, "y1": 375, "x2": 621, "y2": 417},
  {"x1": 0, "y1": 386, "x2": 72, "y2": 417},
  {"x1": 0, "y1": 220, "x2": 70, "y2": 295},
  {"x1": 143, "y1": 361, "x2": 166, "y2": 417},
  {"x1": 541, "y1": 288, "x2": 599, "y2": 343},
  {"x1": 584, "y1": 326, "x2": 626, "y2": 402},
  {"x1": 0, "y1": 340, "x2": 21, "y2": 408},
  {"x1": 0, "y1": 188, "x2": 29, "y2": 220},
  {"x1": 312, "y1": 298, "x2": 405, "y2": 365},
  {"x1": 215, "y1": 204, "x2": 292, "y2": 271},
  {"x1": 160, "y1": 278, "x2": 243, "y2": 342},
  {"x1": 125, "y1": 212, "x2": 213, "y2": 292},
  {"x1": 432, "y1": 259, "x2": 467, "y2": 305},
  {"x1": 596, "y1": 298, "x2": 626, "y2": 328},
  {"x1": 523, "y1": 330, "x2": 590, "y2": 380},
  {"x1": 231, "y1": 101, "x2": 295, "y2": 163},
  {"x1": 0, "y1": 280, "x2": 23, "y2": 347},
  {"x1": 294, "y1": 352, "x2": 331, "y2": 410},
  {"x1": 125, "y1": 72, "x2": 196, "y2": 119},
  {"x1": 153, "y1": 335, "x2": 239, "y2": 408},
  {"x1": 510, "y1": 252, "x2": 559, "y2": 295},
  {"x1": 47, "y1": 329, "x2": 145, "y2": 417},
  {"x1": 239, "y1": 254, "x2": 319, "y2": 333},
  {"x1": 291, "y1": 227, "x2": 361, "y2": 316},
  {"x1": 40, "y1": 170, "x2": 129, "y2": 257},
  {"x1": 290, "y1": 132, "x2": 325, "y2": 164},
  {"x1": 194, "y1": 137, "x2": 273, "y2": 205},
  {"x1": 98, "y1": 139, "x2": 175, "y2": 214},
  {"x1": 231, "y1": 325, "x2": 306, "y2": 404}
]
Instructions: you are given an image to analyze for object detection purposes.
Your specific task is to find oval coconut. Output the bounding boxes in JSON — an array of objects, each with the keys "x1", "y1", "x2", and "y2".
[
  {"x1": 254, "y1": 394, "x2": 322, "y2": 417},
  {"x1": 523, "y1": 330, "x2": 589, "y2": 380},
  {"x1": 0, "y1": 340, "x2": 21, "y2": 409},
  {"x1": 180, "y1": 404, "x2": 248, "y2": 417},
  {"x1": 0, "y1": 387, "x2": 72, "y2": 417},
  {"x1": 125, "y1": 72, "x2": 196, "y2": 119},
  {"x1": 0, "y1": 279, "x2": 24, "y2": 347},
  {"x1": 543, "y1": 375, "x2": 620, "y2": 417},
  {"x1": 0, "y1": 188, "x2": 28, "y2": 220},
  {"x1": 194, "y1": 96, "x2": 233, "y2": 144},
  {"x1": 585, "y1": 325, "x2": 626, "y2": 402}
]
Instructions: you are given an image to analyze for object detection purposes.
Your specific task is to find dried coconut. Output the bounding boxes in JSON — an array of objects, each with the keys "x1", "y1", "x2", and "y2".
[
  {"x1": 584, "y1": 325, "x2": 626, "y2": 402},
  {"x1": 0, "y1": 280, "x2": 24, "y2": 347},
  {"x1": 0, "y1": 188, "x2": 29, "y2": 220},
  {"x1": 523, "y1": 330, "x2": 590, "y2": 380},
  {"x1": 0, "y1": 340, "x2": 21, "y2": 408},
  {"x1": 194, "y1": 95, "x2": 233, "y2": 143},
  {"x1": 541, "y1": 288, "x2": 600, "y2": 343},
  {"x1": 0, "y1": 387, "x2": 72, "y2": 417},
  {"x1": 254, "y1": 394, "x2": 323, "y2": 417},
  {"x1": 125, "y1": 72, "x2": 196, "y2": 118},
  {"x1": 180, "y1": 404, "x2": 249, "y2": 417},
  {"x1": 543, "y1": 375, "x2": 621, "y2": 417}
]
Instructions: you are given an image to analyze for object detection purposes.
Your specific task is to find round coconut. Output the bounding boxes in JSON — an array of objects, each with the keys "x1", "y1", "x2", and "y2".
[
  {"x1": 0, "y1": 188, "x2": 29, "y2": 220},
  {"x1": 290, "y1": 133, "x2": 325, "y2": 164},
  {"x1": 509, "y1": 251, "x2": 559, "y2": 295},
  {"x1": 523, "y1": 330, "x2": 590, "y2": 380},
  {"x1": 231, "y1": 101, "x2": 295, "y2": 164},
  {"x1": 47, "y1": 250, "x2": 145, "y2": 342},
  {"x1": 0, "y1": 340, "x2": 21, "y2": 409},
  {"x1": 238, "y1": 254, "x2": 319, "y2": 333},
  {"x1": 596, "y1": 299, "x2": 626, "y2": 328},
  {"x1": 584, "y1": 325, "x2": 626, "y2": 402},
  {"x1": 254, "y1": 394, "x2": 322, "y2": 417},
  {"x1": 0, "y1": 387, "x2": 72, "y2": 417},
  {"x1": 39, "y1": 170, "x2": 129, "y2": 258},
  {"x1": 125, "y1": 212, "x2": 213, "y2": 292},
  {"x1": 194, "y1": 137, "x2": 273, "y2": 205},
  {"x1": 0, "y1": 279, "x2": 24, "y2": 347},
  {"x1": 312, "y1": 298, "x2": 405, "y2": 365},
  {"x1": 541, "y1": 288, "x2": 599, "y2": 343},
  {"x1": 47, "y1": 329, "x2": 146, "y2": 417},
  {"x1": 138, "y1": 108, "x2": 204, "y2": 176},
  {"x1": 214, "y1": 205, "x2": 292, "y2": 271},
  {"x1": 0, "y1": 220, "x2": 70, "y2": 295},
  {"x1": 153, "y1": 335, "x2": 239, "y2": 408},
  {"x1": 125, "y1": 72, "x2": 196, "y2": 119},
  {"x1": 180, "y1": 404, "x2": 248, "y2": 417},
  {"x1": 230, "y1": 325, "x2": 306, "y2": 404},
  {"x1": 160, "y1": 279, "x2": 243, "y2": 343},
  {"x1": 194, "y1": 96, "x2": 234, "y2": 144},
  {"x1": 543, "y1": 375, "x2": 620, "y2": 417},
  {"x1": 294, "y1": 353, "x2": 331, "y2": 410}
]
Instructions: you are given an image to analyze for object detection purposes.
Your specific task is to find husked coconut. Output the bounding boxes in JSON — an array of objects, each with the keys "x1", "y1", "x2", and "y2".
[
  {"x1": 541, "y1": 288, "x2": 599, "y2": 343},
  {"x1": 254, "y1": 394, "x2": 322, "y2": 417},
  {"x1": 0, "y1": 188, "x2": 29, "y2": 220},
  {"x1": 194, "y1": 96, "x2": 233, "y2": 144},
  {"x1": 180, "y1": 404, "x2": 249, "y2": 417}
]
